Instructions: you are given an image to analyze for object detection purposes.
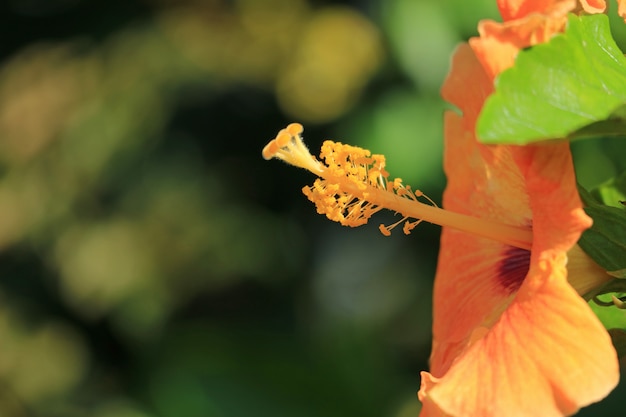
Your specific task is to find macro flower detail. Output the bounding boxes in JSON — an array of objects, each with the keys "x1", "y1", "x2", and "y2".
[
  {"x1": 263, "y1": 102, "x2": 618, "y2": 416},
  {"x1": 264, "y1": 124, "x2": 435, "y2": 235},
  {"x1": 498, "y1": 246, "x2": 531, "y2": 294},
  {"x1": 263, "y1": 2, "x2": 623, "y2": 415},
  {"x1": 263, "y1": 123, "x2": 533, "y2": 248}
]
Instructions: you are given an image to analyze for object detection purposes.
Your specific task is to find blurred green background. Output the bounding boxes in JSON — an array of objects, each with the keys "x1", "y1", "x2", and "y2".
[{"x1": 1, "y1": 0, "x2": 626, "y2": 416}]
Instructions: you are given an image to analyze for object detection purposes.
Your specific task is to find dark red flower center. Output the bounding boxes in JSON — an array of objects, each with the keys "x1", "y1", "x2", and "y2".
[{"x1": 498, "y1": 246, "x2": 531, "y2": 294}]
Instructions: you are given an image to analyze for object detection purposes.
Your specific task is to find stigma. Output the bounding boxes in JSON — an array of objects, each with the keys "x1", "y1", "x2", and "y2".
[
  {"x1": 263, "y1": 123, "x2": 533, "y2": 250},
  {"x1": 262, "y1": 123, "x2": 324, "y2": 175}
]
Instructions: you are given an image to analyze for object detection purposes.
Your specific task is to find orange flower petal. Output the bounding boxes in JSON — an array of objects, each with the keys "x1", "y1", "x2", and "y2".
[
  {"x1": 433, "y1": 115, "x2": 532, "y2": 374},
  {"x1": 511, "y1": 144, "x2": 592, "y2": 256},
  {"x1": 441, "y1": 44, "x2": 493, "y2": 124},
  {"x1": 434, "y1": 46, "x2": 533, "y2": 375},
  {"x1": 618, "y1": 0, "x2": 626, "y2": 21},
  {"x1": 469, "y1": 14, "x2": 568, "y2": 79},
  {"x1": 441, "y1": 44, "x2": 530, "y2": 228},
  {"x1": 422, "y1": 43, "x2": 618, "y2": 416},
  {"x1": 497, "y1": 0, "x2": 575, "y2": 20},
  {"x1": 470, "y1": 0, "x2": 583, "y2": 79},
  {"x1": 422, "y1": 262, "x2": 618, "y2": 417},
  {"x1": 579, "y1": 0, "x2": 606, "y2": 13}
]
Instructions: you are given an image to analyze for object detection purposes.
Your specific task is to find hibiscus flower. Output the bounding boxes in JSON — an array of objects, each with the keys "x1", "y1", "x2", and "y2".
[
  {"x1": 262, "y1": 2, "x2": 621, "y2": 416},
  {"x1": 418, "y1": 1, "x2": 621, "y2": 415},
  {"x1": 417, "y1": 39, "x2": 618, "y2": 417}
]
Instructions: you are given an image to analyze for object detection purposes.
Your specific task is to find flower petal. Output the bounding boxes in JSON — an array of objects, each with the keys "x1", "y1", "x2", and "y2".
[
  {"x1": 469, "y1": 14, "x2": 568, "y2": 79},
  {"x1": 497, "y1": 0, "x2": 575, "y2": 21},
  {"x1": 512, "y1": 144, "x2": 592, "y2": 256},
  {"x1": 421, "y1": 257, "x2": 618, "y2": 417},
  {"x1": 579, "y1": 0, "x2": 606, "y2": 13},
  {"x1": 441, "y1": 44, "x2": 493, "y2": 124},
  {"x1": 619, "y1": 0, "x2": 626, "y2": 21},
  {"x1": 424, "y1": 42, "x2": 618, "y2": 416},
  {"x1": 433, "y1": 44, "x2": 533, "y2": 374}
]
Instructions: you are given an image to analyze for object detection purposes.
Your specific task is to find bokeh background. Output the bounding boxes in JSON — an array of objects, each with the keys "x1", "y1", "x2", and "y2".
[{"x1": 1, "y1": 0, "x2": 626, "y2": 416}]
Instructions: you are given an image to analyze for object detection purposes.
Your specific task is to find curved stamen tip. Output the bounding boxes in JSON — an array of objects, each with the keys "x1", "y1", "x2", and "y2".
[
  {"x1": 286, "y1": 122, "x2": 304, "y2": 136},
  {"x1": 262, "y1": 123, "x2": 533, "y2": 250},
  {"x1": 261, "y1": 123, "x2": 324, "y2": 174}
]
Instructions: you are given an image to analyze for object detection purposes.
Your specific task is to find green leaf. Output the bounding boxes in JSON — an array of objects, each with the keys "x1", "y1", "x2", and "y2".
[
  {"x1": 582, "y1": 278, "x2": 626, "y2": 300},
  {"x1": 589, "y1": 296, "x2": 626, "y2": 359},
  {"x1": 590, "y1": 170, "x2": 626, "y2": 208},
  {"x1": 578, "y1": 186, "x2": 626, "y2": 274},
  {"x1": 608, "y1": 329, "x2": 626, "y2": 359},
  {"x1": 477, "y1": 14, "x2": 626, "y2": 145}
]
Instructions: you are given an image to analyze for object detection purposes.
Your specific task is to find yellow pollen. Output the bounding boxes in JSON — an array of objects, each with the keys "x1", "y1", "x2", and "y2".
[{"x1": 263, "y1": 124, "x2": 533, "y2": 250}]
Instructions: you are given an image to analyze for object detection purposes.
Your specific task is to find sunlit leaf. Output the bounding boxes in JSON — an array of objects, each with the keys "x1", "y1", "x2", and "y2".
[{"x1": 478, "y1": 14, "x2": 626, "y2": 144}]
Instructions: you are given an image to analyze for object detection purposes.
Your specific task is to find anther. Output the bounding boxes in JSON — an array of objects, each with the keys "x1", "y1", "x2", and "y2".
[{"x1": 263, "y1": 123, "x2": 534, "y2": 250}]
